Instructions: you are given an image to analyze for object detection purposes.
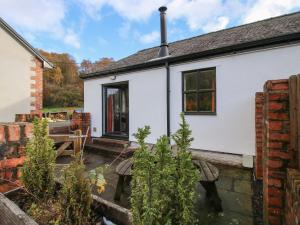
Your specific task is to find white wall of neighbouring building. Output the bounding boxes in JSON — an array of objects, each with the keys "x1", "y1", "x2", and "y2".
[
  {"x1": 170, "y1": 43, "x2": 300, "y2": 156},
  {"x1": 0, "y1": 26, "x2": 35, "y2": 122},
  {"x1": 84, "y1": 67, "x2": 167, "y2": 144},
  {"x1": 84, "y1": 43, "x2": 300, "y2": 156}
]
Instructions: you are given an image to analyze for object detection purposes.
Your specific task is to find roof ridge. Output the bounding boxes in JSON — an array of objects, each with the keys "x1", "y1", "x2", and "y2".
[{"x1": 137, "y1": 10, "x2": 300, "y2": 53}]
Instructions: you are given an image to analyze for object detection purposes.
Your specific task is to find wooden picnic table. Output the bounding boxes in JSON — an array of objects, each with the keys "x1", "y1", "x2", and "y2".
[{"x1": 114, "y1": 157, "x2": 222, "y2": 212}]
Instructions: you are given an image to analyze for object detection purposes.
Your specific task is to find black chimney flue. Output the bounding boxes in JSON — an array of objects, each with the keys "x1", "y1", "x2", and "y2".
[{"x1": 158, "y1": 6, "x2": 169, "y2": 57}]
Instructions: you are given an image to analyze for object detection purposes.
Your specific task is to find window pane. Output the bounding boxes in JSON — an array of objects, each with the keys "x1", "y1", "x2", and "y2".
[
  {"x1": 198, "y1": 92, "x2": 215, "y2": 112},
  {"x1": 198, "y1": 70, "x2": 215, "y2": 89},
  {"x1": 184, "y1": 72, "x2": 198, "y2": 91},
  {"x1": 184, "y1": 93, "x2": 197, "y2": 112}
]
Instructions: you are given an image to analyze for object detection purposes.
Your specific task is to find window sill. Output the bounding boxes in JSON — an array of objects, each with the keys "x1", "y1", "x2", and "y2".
[{"x1": 183, "y1": 112, "x2": 217, "y2": 116}]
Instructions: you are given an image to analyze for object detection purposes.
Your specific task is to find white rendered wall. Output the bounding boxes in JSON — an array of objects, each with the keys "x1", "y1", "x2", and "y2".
[
  {"x1": 0, "y1": 26, "x2": 34, "y2": 122},
  {"x1": 170, "y1": 44, "x2": 300, "y2": 155},
  {"x1": 84, "y1": 67, "x2": 167, "y2": 143}
]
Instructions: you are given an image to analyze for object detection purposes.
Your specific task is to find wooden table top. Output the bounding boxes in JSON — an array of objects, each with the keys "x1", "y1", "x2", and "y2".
[{"x1": 116, "y1": 158, "x2": 219, "y2": 182}]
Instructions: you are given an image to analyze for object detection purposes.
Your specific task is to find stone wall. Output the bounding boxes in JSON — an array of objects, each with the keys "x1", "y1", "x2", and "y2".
[
  {"x1": 30, "y1": 57, "x2": 43, "y2": 114},
  {"x1": 0, "y1": 123, "x2": 33, "y2": 192}
]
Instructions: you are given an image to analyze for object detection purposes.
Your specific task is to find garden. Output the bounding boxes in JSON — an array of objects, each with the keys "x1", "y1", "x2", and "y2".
[{"x1": 1, "y1": 115, "x2": 254, "y2": 225}]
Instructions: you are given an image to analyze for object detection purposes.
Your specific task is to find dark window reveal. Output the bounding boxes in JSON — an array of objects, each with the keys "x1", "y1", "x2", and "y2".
[{"x1": 183, "y1": 68, "x2": 216, "y2": 114}]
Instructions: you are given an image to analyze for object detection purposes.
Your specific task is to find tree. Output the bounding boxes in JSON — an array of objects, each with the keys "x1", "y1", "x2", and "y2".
[
  {"x1": 21, "y1": 119, "x2": 56, "y2": 200},
  {"x1": 59, "y1": 155, "x2": 92, "y2": 225},
  {"x1": 131, "y1": 114, "x2": 199, "y2": 225},
  {"x1": 172, "y1": 113, "x2": 199, "y2": 225}
]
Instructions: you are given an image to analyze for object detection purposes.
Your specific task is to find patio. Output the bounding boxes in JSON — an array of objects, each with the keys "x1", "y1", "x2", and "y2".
[{"x1": 55, "y1": 149, "x2": 255, "y2": 225}]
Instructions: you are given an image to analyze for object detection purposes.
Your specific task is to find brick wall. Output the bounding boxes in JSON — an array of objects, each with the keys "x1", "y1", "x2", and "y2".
[
  {"x1": 286, "y1": 169, "x2": 300, "y2": 225},
  {"x1": 30, "y1": 57, "x2": 43, "y2": 114},
  {"x1": 0, "y1": 123, "x2": 33, "y2": 192},
  {"x1": 15, "y1": 113, "x2": 42, "y2": 122},
  {"x1": 71, "y1": 112, "x2": 91, "y2": 141},
  {"x1": 262, "y1": 79, "x2": 291, "y2": 225},
  {"x1": 255, "y1": 92, "x2": 264, "y2": 180}
]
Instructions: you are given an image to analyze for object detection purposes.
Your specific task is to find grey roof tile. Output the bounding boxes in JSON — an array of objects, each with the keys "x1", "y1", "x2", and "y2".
[{"x1": 83, "y1": 11, "x2": 300, "y2": 78}]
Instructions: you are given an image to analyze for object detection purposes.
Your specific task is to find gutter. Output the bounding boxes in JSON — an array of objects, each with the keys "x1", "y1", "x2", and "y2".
[{"x1": 166, "y1": 61, "x2": 170, "y2": 139}]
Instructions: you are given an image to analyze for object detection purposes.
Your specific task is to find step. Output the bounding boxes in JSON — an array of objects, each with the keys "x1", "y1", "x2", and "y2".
[
  {"x1": 85, "y1": 143, "x2": 124, "y2": 157},
  {"x1": 92, "y1": 137, "x2": 129, "y2": 149}
]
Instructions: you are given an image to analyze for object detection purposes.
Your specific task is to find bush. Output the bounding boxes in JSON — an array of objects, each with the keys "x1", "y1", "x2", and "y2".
[
  {"x1": 172, "y1": 113, "x2": 199, "y2": 225},
  {"x1": 59, "y1": 155, "x2": 92, "y2": 225},
  {"x1": 21, "y1": 119, "x2": 56, "y2": 200},
  {"x1": 131, "y1": 114, "x2": 199, "y2": 225}
]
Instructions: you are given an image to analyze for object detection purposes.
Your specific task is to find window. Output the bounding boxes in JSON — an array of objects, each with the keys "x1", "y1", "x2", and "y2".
[{"x1": 182, "y1": 68, "x2": 216, "y2": 114}]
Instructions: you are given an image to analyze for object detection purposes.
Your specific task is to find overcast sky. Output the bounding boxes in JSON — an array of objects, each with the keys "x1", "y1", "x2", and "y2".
[{"x1": 1, "y1": 0, "x2": 300, "y2": 62}]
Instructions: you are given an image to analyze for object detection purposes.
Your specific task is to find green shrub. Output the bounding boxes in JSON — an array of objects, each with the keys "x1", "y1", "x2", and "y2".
[
  {"x1": 131, "y1": 126, "x2": 158, "y2": 225},
  {"x1": 131, "y1": 114, "x2": 199, "y2": 225},
  {"x1": 21, "y1": 119, "x2": 56, "y2": 200},
  {"x1": 59, "y1": 156, "x2": 92, "y2": 225},
  {"x1": 172, "y1": 113, "x2": 199, "y2": 225}
]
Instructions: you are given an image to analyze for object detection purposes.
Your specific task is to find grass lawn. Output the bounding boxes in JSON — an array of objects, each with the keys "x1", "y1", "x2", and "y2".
[{"x1": 43, "y1": 107, "x2": 83, "y2": 114}]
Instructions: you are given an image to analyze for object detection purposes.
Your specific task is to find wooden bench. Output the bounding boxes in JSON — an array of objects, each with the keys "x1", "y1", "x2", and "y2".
[{"x1": 114, "y1": 158, "x2": 222, "y2": 212}]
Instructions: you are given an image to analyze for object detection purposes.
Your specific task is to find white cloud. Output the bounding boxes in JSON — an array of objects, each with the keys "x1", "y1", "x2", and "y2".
[
  {"x1": 64, "y1": 29, "x2": 81, "y2": 48},
  {"x1": 244, "y1": 0, "x2": 300, "y2": 23},
  {"x1": 77, "y1": 0, "x2": 107, "y2": 20},
  {"x1": 202, "y1": 16, "x2": 229, "y2": 32},
  {"x1": 138, "y1": 31, "x2": 160, "y2": 44},
  {"x1": 0, "y1": 0, "x2": 81, "y2": 48}
]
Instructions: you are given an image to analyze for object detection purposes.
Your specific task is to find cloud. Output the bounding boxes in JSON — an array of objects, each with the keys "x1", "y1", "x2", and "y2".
[
  {"x1": 244, "y1": 0, "x2": 300, "y2": 23},
  {"x1": 64, "y1": 29, "x2": 81, "y2": 48},
  {"x1": 78, "y1": 0, "x2": 168, "y2": 21},
  {"x1": 202, "y1": 16, "x2": 229, "y2": 33},
  {"x1": 138, "y1": 31, "x2": 160, "y2": 44},
  {"x1": 0, "y1": 0, "x2": 81, "y2": 48}
]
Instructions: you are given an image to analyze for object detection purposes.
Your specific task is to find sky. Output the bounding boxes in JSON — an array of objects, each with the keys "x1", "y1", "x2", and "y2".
[{"x1": 1, "y1": 0, "x2": 300, "y2": 63}]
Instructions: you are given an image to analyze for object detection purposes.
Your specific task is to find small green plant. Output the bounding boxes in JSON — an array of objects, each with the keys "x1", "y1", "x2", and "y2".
[
  {"x1": 131, "y1": 126, "x2": 158, "y2": 225},
  {"x1": 21, "y1": 118, "x2": 56, "y2": 200},
  {"x1": 59, "y1": 155, "x2": 92, "y2": 225},
  {"x1": 172, "y1": 113, "x2": 199, "y2": 225},
  {"x1": 131, "y1": 114, "x2": 199, "y2": 225},
  {"x1": 153, "y1": 135, "x2": 175, "y2": 225}
]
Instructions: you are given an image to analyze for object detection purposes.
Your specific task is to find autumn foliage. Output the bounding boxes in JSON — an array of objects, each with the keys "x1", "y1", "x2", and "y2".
[{"x1": 40, "y1": 50, "x2": 113, "y2": 108}]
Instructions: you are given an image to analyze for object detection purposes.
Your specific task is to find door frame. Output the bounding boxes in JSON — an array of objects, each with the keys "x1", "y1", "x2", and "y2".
[{"x1": 102, "y1": 81, "x2": 129, "y2": 140}]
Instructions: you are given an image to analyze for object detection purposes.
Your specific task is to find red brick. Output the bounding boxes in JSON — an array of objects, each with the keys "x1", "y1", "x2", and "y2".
[
  {"x1": 24, "y1": 123, "x2": 33, "y2": 138},
  {"x1": 268, "y1": 178, "x2": 283, "y2": 188},
  {"x1": 268, "y1": 142, "x2": 283, "y2": 149},
  {"x1": 268, "y1": 187, "x2": 282, "y2": 196},
  {"x1": 8, "y1": 125, "x2": 20, "y2": 141},
  {"x1": 0, "y1": 156, "x2": 26, "y2": 168},
  {"x1": 269, "y1": 133, "x2": 289, "y2": 142},
  {"x1": 269, "y1": 102, "x2": 285, "y2": 111},
  {"x1": 0, "y1": 125, "x2": 5, "y2": 143},
  {"x1": 269, "y1": 215, "x2": 282, "y2": 225},
  {"x1": 268, "y1": 112, "x2": 289, "y2": 120},
  {"x1": 268, "y1": 151, "x2": 290, "y2": 160},
  {"x1": 268, "y1": 93, "x2": 289, "y2": 101},
  {"x1": 267, "y1": 160, "x2": 284, "y2": 169},
  {"x1": 269, "y1": 121, "x2": 283, "y2": 131},
  {"x1": 269, "y1": 196, "x2": 283, "y2": 208},
  {"x1": 269, "y1": 207, "x2": 282, "y2": 216}
]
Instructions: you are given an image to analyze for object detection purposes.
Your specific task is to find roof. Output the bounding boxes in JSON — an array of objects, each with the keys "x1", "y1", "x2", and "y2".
[
  {"x1": 82, "y1": 11, "x2": 300, "y2": 79},
  {"x1": 0, "y1": 17, "x2": 53, "y2": 69}
]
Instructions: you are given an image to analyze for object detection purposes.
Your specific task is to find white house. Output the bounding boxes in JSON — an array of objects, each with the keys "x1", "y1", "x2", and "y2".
[
  {"x1": 0, "y1": 18, "x2": 52, "y2": 122},
  {"x1": 82, "y1": 8, "x2": 300, "y2": 158}
]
